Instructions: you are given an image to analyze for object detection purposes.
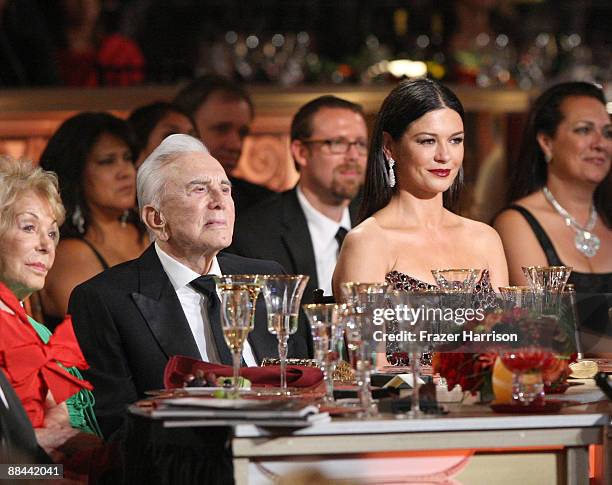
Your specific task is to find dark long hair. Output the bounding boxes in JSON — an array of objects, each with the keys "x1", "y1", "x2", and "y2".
[
  {"x1": 127, "y1": 101, "x2": 196, "y2": 157},
  {"x1": 508, "y1": 81, "x2": 610, "y2": 227},
  {"x1": 360, "y1": 78, "x2": 465, "y2": 221},
  {"x1": 39, "y1": 112, "x2": 140, "y2": 238}
]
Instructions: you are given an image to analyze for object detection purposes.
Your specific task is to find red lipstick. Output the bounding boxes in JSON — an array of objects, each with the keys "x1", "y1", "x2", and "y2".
[{"x1": 428, "y1": 169, "x2": 451, "y2": 177}]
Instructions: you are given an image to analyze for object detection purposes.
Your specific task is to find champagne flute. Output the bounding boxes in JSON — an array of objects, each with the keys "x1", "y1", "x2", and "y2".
[
  {"x1": 216, "y1": 285, "x2": 254, "y2": 398},
  {"x1": 303, "y1": 303, "x2": 346, "y2": 403},
  {"x1": 214, "y1": 275, "x2": 267, "y2": 329},
  {"x1": 262, "y1": 275, "x2": 309, "y2": 392}
]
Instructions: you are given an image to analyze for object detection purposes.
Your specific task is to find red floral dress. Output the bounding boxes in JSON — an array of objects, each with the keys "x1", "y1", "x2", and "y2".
[{"x1": 0, "y1": 282, "x2": 93, "y2": 428}]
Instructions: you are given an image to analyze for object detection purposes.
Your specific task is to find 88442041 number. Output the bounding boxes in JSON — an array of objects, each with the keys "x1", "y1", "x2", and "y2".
[{"x1": 0, "y1": 464, "x2": 63, "y2": 479}]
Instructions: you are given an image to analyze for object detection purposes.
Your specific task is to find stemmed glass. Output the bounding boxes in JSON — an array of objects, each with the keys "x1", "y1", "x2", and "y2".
[
  {"x1": 216, "y1": 285, "x2": 254, "y2": 398},
  {"x1": 215, "y1": 274, "x2": 267, "y2": 329},
  {"x1": 431, "y1": 268, "x2": 481, "y2": 293},
  {"x1": 386, "y1": 289, "x2": 431, "y2": 418},
  {"x1": 303, "y1": 303, "x2": 346, "y2": 403},
  {"x1": 262, "y1": 275, "x2": 309, "y2": 392},
  {"x1": 522, "y1": 265, "x2": 572, "y2": 316},
  {"x1": 340, "y1": 282, "x2": 388, "y2": 417},
  {"x1": 498, "y1": 286, "x2": 536, "y2": 310}
]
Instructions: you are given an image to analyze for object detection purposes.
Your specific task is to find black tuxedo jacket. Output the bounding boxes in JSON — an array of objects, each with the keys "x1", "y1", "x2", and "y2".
[
  {"x1": 69, "y1": 245, "x2": 311, "y2": 438},
  {"x1": 228, "y1": 186, "x2": 360, "y2": 304},
  {"x1": 230, "y1": 175, "x2": 274, "y2": 216},
  {"x1": 0, "y1": 371, "x2": 50, "y2": 463}
]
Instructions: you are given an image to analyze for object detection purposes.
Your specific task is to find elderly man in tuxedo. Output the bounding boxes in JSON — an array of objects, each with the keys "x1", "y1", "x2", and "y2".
[{"x1": 69, "y1": 134, "x2": 311, "y2": 438}]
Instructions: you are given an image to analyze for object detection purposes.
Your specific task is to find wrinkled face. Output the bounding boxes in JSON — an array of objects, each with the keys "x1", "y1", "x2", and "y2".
[
  {"x1": 194, "y1": 92, "x2": 252, "y2": 173},
  {"x1": 158, "y1": 152, "x2": 235, "y2": 258},
  {"x1": 0, "y1": 191, "x2": 59, "y2": 300},
  {"x1": 82, "y1": 132, "x2": 137, "y2": 213},
  {"x1": 385, "y1": 108, "x2": 464, "y2": 198},
  {"x1": 136, "y1": 112, "x2": 198, "y2": 168},
  {"x1": 295, "y1": 107, "x2": 368, "y2": 202},
  {"x1": 540, "y1": 96, "x2": 611, "y2": 186}
]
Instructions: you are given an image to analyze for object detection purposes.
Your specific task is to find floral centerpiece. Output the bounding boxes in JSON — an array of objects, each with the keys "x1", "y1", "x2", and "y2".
[{"x1": 432, "y1": 307, "x2": 577, "y2": 401}]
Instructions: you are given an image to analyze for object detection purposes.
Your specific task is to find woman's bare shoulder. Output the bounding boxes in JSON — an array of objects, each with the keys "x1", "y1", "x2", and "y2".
[
  {"x1": 344, "y1": 217, "x2": 389, "y2": 248},
  {"x1": 52, "y1": 238, "x2": 104, "y2": 271},
  {"x1": 457, "y1": 215, "x2": 501, "y2": 239}
]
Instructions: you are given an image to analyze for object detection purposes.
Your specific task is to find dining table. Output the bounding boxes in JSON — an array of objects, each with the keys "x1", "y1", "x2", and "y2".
[{"x1": 129, "y1": 378, "x2": 611, "y2": 485}]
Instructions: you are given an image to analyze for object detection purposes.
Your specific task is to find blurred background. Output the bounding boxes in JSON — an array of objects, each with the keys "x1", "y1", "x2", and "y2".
[{"x1": 0, "y1": 0, "x2": 610, "y2": 221}]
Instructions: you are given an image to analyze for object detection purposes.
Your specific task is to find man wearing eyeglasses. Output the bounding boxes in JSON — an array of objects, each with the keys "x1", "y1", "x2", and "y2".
[{"x1": 229, "y1": 95, "x2": 367, "y2": 303}]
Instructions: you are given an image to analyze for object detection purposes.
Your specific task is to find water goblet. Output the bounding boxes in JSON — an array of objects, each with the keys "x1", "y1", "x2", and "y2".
[
  {"x1": 216, "y1": 285, "x2": 254, "y2": 398},
  {"x1": 262, "y1": 275, "x2": 309, "y2": 392},
  {"x1": 303, "y1": 303, "x2": 346, "y2": 403},
  {"x1": 340, "y1": 282, "x2": 389, "y2": 417}
]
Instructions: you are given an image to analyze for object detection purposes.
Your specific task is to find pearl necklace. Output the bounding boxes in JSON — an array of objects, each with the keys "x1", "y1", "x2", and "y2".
[{"x1": 542, "y1": 187, "x2": 600, "y2": 258}]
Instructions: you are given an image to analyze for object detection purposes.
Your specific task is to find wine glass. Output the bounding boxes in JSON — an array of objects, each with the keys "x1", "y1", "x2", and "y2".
[
  {"x1": 216, "y1": 285, "x2": 254, "y2": 398},
  {"x1": 340, "y1": 282, "x2": 388, "y2": 417},
  {"x1": 522, "y1": 265, "x2": 572, "y2": 316},
  {"x1": 214, "y1": 275, "x2": 267, "y2": 329},
  {"x1": 262, "y1": 275, "x2": 309, "y2": 392},
  {"x1": 386, "y1": 289, "x2": 430, "y2": 418},
  {"x1": 303, "y1": 303, "x2": 346, "y2": 403}
]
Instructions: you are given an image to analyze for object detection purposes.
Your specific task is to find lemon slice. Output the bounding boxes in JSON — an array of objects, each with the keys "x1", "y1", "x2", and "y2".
[{"x1": 569, "y1": 360, "x2": 598, "y2": 379}]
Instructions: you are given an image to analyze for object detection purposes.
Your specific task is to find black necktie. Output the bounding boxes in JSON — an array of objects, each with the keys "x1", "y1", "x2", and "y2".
[
  {"x1": 190, "y1": 275, "x2": 233, "y2": 365},
  {"x1": 335, "y1": 226, "x2": 348, "y2": 253}
]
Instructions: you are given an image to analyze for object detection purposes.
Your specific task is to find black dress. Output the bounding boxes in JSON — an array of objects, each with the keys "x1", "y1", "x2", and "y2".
[{"x1": 505, "y1": 205, "x2": 612, "y2": 333}]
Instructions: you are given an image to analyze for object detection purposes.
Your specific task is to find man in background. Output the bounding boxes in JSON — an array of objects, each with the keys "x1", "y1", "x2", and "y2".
[
  {"x1": 174, "y1": 74, "x2": 273, "y2": 213},
  {"x1": 229, "y1": 95, "x2": 367, "y2": 303}
]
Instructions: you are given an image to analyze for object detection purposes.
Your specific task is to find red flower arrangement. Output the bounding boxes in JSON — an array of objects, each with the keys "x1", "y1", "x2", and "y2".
[
  {"x1": 432, "y1": 351, "x2": 497, "y2": 395},
  {"x1": 432, "y1": 307, "x2": 577, "y2": 396}
]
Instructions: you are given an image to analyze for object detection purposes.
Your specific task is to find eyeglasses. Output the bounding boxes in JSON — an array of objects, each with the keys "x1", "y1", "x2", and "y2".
[{"x1": 302, "y1": 137, "x2": 368, "y2": 155}]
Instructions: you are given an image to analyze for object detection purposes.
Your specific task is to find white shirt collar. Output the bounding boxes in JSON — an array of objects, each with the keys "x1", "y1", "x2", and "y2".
[
  {"x1": 296, "y1": 185, "x2": 351, "y2": 238},
  {"x1": 155, "y1": 242, "x2": 222, "y2": 291}
]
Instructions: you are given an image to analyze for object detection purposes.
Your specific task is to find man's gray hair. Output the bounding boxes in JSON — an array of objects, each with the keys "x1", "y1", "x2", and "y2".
[{"x1": 137, "y1": 134, "x2": 208, "y2": 211}]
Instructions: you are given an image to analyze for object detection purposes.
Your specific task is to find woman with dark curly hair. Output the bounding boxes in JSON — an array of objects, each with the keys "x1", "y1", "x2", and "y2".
[
  {"x1": 39, "y1": 112, "x2": 148, "y2": 328},
  {"x1": 494, "y1": 82, "x2": 611, "y2": 290}
]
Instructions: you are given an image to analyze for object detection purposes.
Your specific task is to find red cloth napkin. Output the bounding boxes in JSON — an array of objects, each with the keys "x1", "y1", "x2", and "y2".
[{"x1": 164, "y1": 355, "x2": 323, "y2": 389}]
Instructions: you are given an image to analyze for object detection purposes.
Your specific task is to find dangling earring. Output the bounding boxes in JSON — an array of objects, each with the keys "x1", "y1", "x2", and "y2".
[
  {"x1": 387, "y1": 157, "x2": 396, "y2": 188},
  {"x1": 120, "y1": 209, "x2": 130, "y2": 228},
  {"x1": 544, "y1": 152, "x2": 552, "y2": 164},
  {"x1": 71, "y1": 204, "x2": 85, "y2": 234}
]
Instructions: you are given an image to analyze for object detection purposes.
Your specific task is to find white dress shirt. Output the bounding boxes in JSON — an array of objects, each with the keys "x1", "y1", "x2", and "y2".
[
  {"x1": 296, "y1": 186, "x2": 351, "y2": 296},
  {"x1": 154, "y1": 243, "x2": 257, "y2": 366}
]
